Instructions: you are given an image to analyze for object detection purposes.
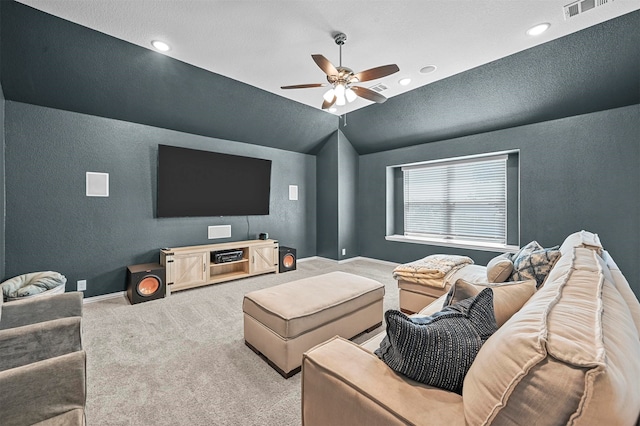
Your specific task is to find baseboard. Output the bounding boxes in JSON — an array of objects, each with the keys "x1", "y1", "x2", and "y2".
[
  {"x1": 296, "y1": 256, "x2": 321, "y2": 263},
  {"x1": 81, "y1": 257, "x2": 397, "y2": 303},
  {"x1": 351, "y1": 256, "x2": 399, "y2": 267},
  {"x1": 82, "y1": 291, "x2": 126, "y2": 304},
  {"x1": 303, "y1": 256, "x2": 398, "y2": 266},
  {"x1": 338, "y1": 256, "x2": 398, "y2": 266}
]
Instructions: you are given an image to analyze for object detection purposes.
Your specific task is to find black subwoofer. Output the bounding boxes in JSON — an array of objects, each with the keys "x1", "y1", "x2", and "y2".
[
  {"x1": 127, "y1": 263, "x2": 166, "y2": 304},
  {"x1": 278, "y1": 247, "x2": 297, "y2": 273}
]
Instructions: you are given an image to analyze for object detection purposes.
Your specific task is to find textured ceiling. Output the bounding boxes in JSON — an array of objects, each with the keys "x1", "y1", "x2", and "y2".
[{"x1": 15, "y1": 0, "x2": 640, "y2": 115}]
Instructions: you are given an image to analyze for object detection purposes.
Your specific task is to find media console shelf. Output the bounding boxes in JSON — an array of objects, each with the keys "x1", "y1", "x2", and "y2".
[{"x1": 160, "y1": 239, "x2": 279, "y2": 293}]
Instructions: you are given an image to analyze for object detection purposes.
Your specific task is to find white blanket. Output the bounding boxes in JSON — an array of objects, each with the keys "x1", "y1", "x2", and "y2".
[{"x1": 393, "y1": 255, "x2": 474, "y2": 288}]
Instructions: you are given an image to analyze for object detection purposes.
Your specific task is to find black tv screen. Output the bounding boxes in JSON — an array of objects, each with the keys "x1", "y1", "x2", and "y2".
[{"x1": 157, "y1": 145, "x2": 272, "y2": 217}]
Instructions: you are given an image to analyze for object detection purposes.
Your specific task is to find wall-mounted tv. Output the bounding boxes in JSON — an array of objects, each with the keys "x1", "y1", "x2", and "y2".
[{"x1": 157, "y1": 145, "x2": 272, "y2": 217}]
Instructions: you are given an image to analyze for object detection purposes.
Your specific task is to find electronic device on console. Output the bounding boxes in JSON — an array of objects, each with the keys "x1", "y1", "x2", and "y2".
[{"x1": 212, "y1": 249, "x2": 244, "y2": 264}]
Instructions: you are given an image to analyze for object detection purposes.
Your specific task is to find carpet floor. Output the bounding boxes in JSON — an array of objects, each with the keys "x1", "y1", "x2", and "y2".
[{"x1": 83, "y1": 257, "x2": 399, "y2": 425}]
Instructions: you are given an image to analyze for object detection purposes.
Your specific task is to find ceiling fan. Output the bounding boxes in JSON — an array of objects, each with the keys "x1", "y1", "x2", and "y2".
[{"x1": 281, "y1": 32, "x2": 400, "y2": 110}]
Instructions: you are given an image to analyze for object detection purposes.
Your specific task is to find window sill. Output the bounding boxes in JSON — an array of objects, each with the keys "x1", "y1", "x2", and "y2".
[{"x1": 385, "y1": 235, "x2": 519, "y2": 253}]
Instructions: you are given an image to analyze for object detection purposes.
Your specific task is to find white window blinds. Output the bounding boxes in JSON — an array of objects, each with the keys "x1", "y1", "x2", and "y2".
[{"x1": 402, "y1": 155, "x2": 507, "y2": 244}]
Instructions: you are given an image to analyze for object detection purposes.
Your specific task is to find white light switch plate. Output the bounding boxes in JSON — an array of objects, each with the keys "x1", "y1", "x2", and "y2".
[
  {"x1": 289, "y1": 185, "x2": 298, "y2": 201},
  {"x1": 77, "y1": 280, "x2": 87, "y2": 291}
]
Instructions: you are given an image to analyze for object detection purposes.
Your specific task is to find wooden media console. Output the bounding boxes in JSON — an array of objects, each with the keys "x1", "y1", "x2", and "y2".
[{"x1": 160, "y1": 239, "x2": 279, "y2": 293}]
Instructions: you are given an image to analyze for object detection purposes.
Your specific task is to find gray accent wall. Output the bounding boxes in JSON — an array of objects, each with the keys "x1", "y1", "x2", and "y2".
[
  {"x1": 0, "y1": 1, "x2": 336, "y2": 154},
  {"x1": 0, "y1": 89, "x2": 4, "y2": 282},
  {"x1": 316, "y1": 130, "x2": 359, "y2": 260},
  {"x1": 337, "y1": 132, "x2": 359, "y2": 260},
  {"x1": 359, "y1": 105, "x2": 640, "y2": 296},
  {"x1": 0, "y1": 2, "x2": 4, "y2": 281},
  {"x1": 341, "y1": 10, "x2": 640, "y2": 154},
  {"x1": 316, "y1": 132, "x2": 339, "y2": 259},
  {"x1": 4, "y1": 101, "x2": 316, "y2": 297}
]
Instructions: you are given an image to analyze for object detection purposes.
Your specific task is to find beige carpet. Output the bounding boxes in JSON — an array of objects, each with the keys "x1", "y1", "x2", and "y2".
[{"x1": 83, "y1": 257, "x2": 399, "y2": 425}]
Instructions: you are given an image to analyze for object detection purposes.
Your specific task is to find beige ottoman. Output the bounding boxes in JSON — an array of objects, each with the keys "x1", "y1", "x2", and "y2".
[{"x1": 243, "y1": 271, "x2": 384, "y2": 378}]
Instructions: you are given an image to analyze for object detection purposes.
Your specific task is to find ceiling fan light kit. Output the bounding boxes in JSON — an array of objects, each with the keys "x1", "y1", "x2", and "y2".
[{"x1": 281, "y1": 32, "x2": 400, "y2": 110}]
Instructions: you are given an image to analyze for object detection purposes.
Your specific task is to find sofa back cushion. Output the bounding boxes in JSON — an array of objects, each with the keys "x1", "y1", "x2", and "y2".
[
  {"x1": 559, "y1": 230, "x2": 602, "y2": 256},
  {"x1": 602, "y1": 250, "x2": 640, "y2": 335},
  {"x1": 462, "y1": 247, "x2": 640, "y2": 425},
  {"x1": 444, "y1": 279, "x2": 536, "y2": 327}
]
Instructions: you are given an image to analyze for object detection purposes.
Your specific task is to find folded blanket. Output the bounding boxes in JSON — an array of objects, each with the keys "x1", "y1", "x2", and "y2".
[{"x1": 393, "y1": 255, "x2": 474, "y2": 288}]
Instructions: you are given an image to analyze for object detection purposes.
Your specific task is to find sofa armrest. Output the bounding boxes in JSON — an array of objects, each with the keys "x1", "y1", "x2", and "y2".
[
  {"x1": 0, "y1": 317, "x2": 82, "y2": 372},
  {"x1": 0, "y1": 292, "x2": 83, "y2": 330},
  {"x1": 0, "y1": 351, "x2": 86, "y2": 426},
  {"x1": 302, "y1": 336, "x2": 465, "y2": 426}
]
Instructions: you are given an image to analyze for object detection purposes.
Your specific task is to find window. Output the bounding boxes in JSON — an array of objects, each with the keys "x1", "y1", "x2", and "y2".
[
  {"x1": 387, "y1": 151, "x2": 519, "y2": 251},
  {"x1": 403, "y1": 155, "x2": 507, "y2": 244}
]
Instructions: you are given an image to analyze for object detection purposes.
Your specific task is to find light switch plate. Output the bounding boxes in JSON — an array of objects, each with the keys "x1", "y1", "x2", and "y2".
[{"x1": 289, "y1": 185, "x2": 298, "y2": 201}]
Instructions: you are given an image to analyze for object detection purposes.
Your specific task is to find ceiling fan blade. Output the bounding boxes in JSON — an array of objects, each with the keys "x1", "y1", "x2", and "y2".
[
  {"x1": 281, "y1": 83, "x2": 327, "y2": 89},
  {"x1": 322, "y1": 95, "x2": 337, "y2": 110},
  {"x1": 312, "y1": 54, "x2": 339, "y2": 76},
  {"x1": 351, "y1": 64, "x2": 400, "y2": 83},
  {"x1": 351, "y1": 86, "x2": 388, "y2": 104}
]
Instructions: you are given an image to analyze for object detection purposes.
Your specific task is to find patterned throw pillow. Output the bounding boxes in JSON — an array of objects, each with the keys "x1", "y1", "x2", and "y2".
[
  {"x1": 511, "y1": 245, "x2": 561, "y2": 288},
  {"x1": 509, "y1": 241, "x2": 543, "y2": 263},
  {"x1": 375, "y1": 288, "x2": 497, "y2": 394}
]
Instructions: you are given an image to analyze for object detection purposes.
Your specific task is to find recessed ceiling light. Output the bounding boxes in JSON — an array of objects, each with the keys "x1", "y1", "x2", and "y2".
[
  {"x1": 419, "y1": 65, "x2": 437, "y2": 74},
  {"x1": 399, "y1": 78, "x2": 412, "y2": 86},
  {"x1": 526, "y1": 23, "x2": 550, "y2": 36},
  {"x1": 151, "y1": 40, "x2": 170, "y2": 52}
]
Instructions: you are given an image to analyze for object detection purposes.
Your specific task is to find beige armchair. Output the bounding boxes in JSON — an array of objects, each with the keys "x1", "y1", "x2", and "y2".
[{"x1": 0, "y1": 292, "x2": 86, "y2": 426}]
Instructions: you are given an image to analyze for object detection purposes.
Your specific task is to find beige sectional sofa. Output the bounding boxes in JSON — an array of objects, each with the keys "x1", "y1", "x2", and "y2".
[{"x1": 302, "y1": 231, "x2": 640, "y2": 425}]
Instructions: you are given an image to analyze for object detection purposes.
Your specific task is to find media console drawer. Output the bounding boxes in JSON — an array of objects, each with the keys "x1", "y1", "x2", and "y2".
[{"x1": 160, "y1": 239, "x2": 278, "y2": 293}]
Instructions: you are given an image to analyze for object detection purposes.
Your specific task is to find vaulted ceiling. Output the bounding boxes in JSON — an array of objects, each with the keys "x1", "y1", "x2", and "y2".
[{"x1": 1, "y1": 1, "x2": 639, "y2": 154}]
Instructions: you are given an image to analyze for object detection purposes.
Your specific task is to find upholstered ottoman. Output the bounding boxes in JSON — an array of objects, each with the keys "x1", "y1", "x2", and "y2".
[{"x1": 243, "y1": 271, "x2": 384, "y2": 378}]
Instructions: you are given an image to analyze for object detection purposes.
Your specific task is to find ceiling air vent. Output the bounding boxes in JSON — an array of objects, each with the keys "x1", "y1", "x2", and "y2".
[
  {"x1": 369, "y1": 83, "x2": 388, "y2": 93},
  {"x1": 564, "y1": 0, "x2": 612, "y2": 19}
]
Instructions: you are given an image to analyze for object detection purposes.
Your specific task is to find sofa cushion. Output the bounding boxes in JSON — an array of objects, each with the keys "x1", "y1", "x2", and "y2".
[
  {"x1": 463, "y1": 247, "x2": 640, "y2": 426},
  {"x1": 375, "y1": 288, "x2": 497, "y2": 394},
  {"x1": 602, "y1": 250, "x2": 640, "y2": 335},
  {"x1": 444, "y1": 279, "x2": 536, "y2": 327},
  {"x1": 559, "y1": 230, "x2": 602, "y2": 256},
  {"x1": 511, "y1": 244, "x2": 560, "y2": 288},
  {"x1": 486, "y1": 253, "x2": 513, "y2": 282}
]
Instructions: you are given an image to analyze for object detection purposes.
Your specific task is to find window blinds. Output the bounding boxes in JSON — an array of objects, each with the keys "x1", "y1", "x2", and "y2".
[{"x1": 402, "y1": 155, "x2": 507, "y2": 244}]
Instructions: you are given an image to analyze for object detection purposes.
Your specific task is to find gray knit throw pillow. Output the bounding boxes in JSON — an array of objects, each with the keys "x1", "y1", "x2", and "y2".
[{"x1": 375, "y1": 288, "x2": 497, "y2": 394}]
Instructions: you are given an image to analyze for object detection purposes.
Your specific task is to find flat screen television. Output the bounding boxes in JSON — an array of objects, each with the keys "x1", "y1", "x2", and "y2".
[{"x1": 157, "y1": 144, "x2": 272, "y2": 217}]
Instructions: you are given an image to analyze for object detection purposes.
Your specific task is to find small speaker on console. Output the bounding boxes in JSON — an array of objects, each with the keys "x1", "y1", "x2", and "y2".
[
  {"x1": 127, "y1": 263, "x2": 166, "y2": 305},
  {"x1": 278, "y1": 247, "x2": 296, "y2": 273}
]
